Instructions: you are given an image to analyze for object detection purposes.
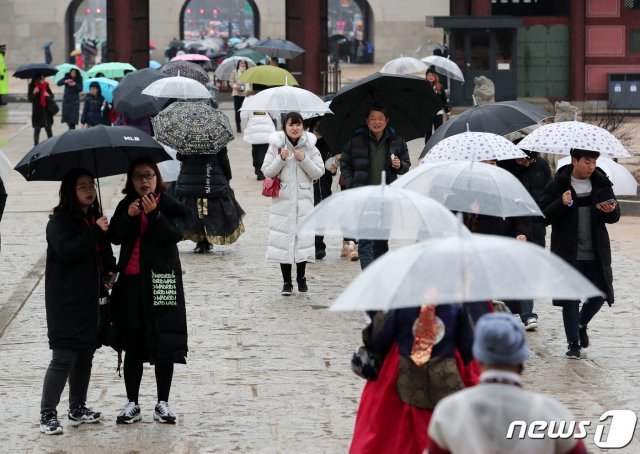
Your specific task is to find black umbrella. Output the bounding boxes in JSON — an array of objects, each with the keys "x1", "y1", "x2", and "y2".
[
  {"x1": 253, "y1": 38, "x2": 305, "y2": 59},
  {"x1": 14, "y1": 125, "x2": 171, "y2": 204},
  {"x1": 419, "y1": 101, "x2": 553, "y2": 159},
  {"x1": 317, "y1": 72, "x2": 443, "y2": 151},
  {"x1": 161, "y1": 60, "x2": 209, "y2": 85},
  {"x1": 13, "y1": 63, "x2": 58, "y2": 79},
  {"x1": 113, "y1": 68, "x2": 170, "y2": 120}
]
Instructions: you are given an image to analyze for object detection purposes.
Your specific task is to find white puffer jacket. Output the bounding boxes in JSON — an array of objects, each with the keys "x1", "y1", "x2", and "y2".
[
  {"x1": 261, "y1": 131, "x2": 325, "y2": 263},
  {"x1": 241, "y1": 110, "x2": 276, "y2": 145}
]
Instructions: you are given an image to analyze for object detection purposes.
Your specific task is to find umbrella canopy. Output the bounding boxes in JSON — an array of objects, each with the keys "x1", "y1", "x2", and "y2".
[
  {"x1": 152, "y1": 102, "x2": 234, "y2": 154},
  {"x1": 142, "y1": 76, "x2": 212, "y2": 99},
  {"x1": 157, "y1": 143, "x2": 180, "y2": 182},
  {"x1": 161, "y1": 60, "x2": 209, "y2": 85},
  {"x1": 237, "y1": 65, "x2": 299, "y2": 86},
  {"x1": 14, "y1": 125, "x2": 170, "y2": 181},
  {"x1": 420, "y1": 101, "x2": 553, "y2": 159},
  {"x1": 297, "y1": 181, "x2": 465, "y2": 241},
  {"x1": 112, "y1": 68, "x2": 170, "y2": 120},
  {"x1": 13, "y1": 63, "x2": 58, "y2": 79},
  {"x1": 83, "y1": 77, "x2": 118, "y2": 103},
  {"x1": 420, "y1": 55, "x2": 465, "y2": 82},
  {"x1": 229, "y1": 48, "x2": 267, "y2": 63},
  {"x1": 557, "y1": 156, "x2": 638, "y2": 196},
  {"x1": 421, "y1": 131, "x2": 527, "y2": 163},
  {"x1": 316, "y1": 72, "x2": 443, "y2": 151},
  {"x1": 53, "y1": 64, "x2": 87, "y2": 84},
  {"x1": 392, "y1": 161, "x2": 543, "y2": 218},
  {"x1": 253, "y1": 38, "x2": 305, "y2": 59},
  {"x1": 168, "y1": 38, "x2": 185, "y2": 49},
  {"x1": 170, "y1": 53, "x2": 211, "y2": 63},
  {"x1": 380, "y1": 56, "x2": 429, "y2": 75},
  {"x1": 330, "y1": 233, "x2": 604, "y2": 311},
  {"x1": 70, "y1": 49, "x2": 82, "y2": 57},
  {"x1": 87, "y1": 62, "x2": 136, "y2": 79},
  {"x1": 149, "y1": 60, "x2": 162, "y2": 69},
  {"x1": 213, "y1": 56, "x2": 257, "y2": 81},
  {"x1": 517, "y1": 121, "x2": 631, "y2": 158},
  {"x1": 0, "y1": 150, "x2": 13, "y2": 181},
  {"x1": 239, "y1": 85, "x2": 331, "y2": 115}
]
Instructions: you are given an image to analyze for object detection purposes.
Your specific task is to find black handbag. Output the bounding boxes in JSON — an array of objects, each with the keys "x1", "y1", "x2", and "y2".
[
  {"x1": 97, "y1": 297, "x2": 118, "y2": 348},
  {"x1": 46, "y1": 97, "x2": 59, "y2": 116}
]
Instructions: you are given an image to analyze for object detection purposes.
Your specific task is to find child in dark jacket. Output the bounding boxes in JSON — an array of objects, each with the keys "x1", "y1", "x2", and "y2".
[{"x1": 81, "y1": 81, "x2": 108, "y2": 127}]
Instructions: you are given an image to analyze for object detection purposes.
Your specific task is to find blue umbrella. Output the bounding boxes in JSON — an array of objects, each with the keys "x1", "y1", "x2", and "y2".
[
  {"x1": 83, "y1": 77, "x2": 118, "y2": 103},
  {"x1": 149, "y1": 60, "x2": 162, "y2": 69}
]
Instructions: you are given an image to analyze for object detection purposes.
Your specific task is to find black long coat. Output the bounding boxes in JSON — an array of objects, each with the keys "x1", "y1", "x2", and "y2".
[
  {"x1": 539, "y1": 165, "x2": 620, "y2": 305},
  {"x1": 175, "y1": 148, "x2": 232, "y2": 198},
  {"x1": 108, "y1": 193, "x2": 189, "y2": 364},
  {"x1": 27, "y1": 81, "x2": 54, "y2": 128},
  {"x1": 57, "y1": 73, "x2": 83, "y2": 125},
  {"x1": 45, "y1": 208, "x2": 115, "y2": 350}
]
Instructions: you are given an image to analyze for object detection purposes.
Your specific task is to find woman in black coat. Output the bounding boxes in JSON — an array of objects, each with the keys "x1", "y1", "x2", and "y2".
[
  {"x1": 40, "y1": 168, "x2": 115, "y2": 435},
  {"x1": 28, "y1": 75, "x2": 54, "y2": 145},
  {"x1": 108, "y1": 157, "x2": 189, "y2": 425},
  {"x1": 175, "y1": 147, "x2": 246, "y2": 253},
  {"x1": 57, "y1": 68, "x2": 83, "y2": 129}
]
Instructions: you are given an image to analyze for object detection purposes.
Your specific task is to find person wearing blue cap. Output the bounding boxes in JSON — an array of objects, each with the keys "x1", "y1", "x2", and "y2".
[{"x1": 429, "y1": 313, "x2": 587, "y2": 454}]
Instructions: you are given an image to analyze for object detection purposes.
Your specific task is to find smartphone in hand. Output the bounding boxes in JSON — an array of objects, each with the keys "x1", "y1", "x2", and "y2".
[
  {"x1": 104, "y1": 272, "x2": 119, "y2": 286},
  {"x1": 595, "y1": 199, "x2": 617, "y2": 209}
]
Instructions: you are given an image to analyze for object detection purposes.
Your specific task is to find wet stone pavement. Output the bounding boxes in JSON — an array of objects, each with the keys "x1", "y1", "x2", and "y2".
[{"x1": 0, "y1": 102, "x2": 639, "y2": 453}]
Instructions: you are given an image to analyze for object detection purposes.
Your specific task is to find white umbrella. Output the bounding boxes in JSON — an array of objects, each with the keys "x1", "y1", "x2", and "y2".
[
  {"x1": 141, "y1": 76, "x2": 212, "y2": 99},
  {"x1": 156, "y1": 143, "x2": 181, "y2": 183},
  {"x1": 420, "y1": 55, "x2": 465, "y2": 82},
  {"x1": 213, "y1": 57, "x2": 256, "y2": 81},
  {"x1": 239, "y1": 84, "x2": 331, "y2": 115},
  {"x1": 557, "y1": 156, "x2": 638, "y2": 196},
  {"x1": 330, "y1": 233, "x2": 604, "y2": 311},
  {"x1": 392, "y1": 161, "x2": 543, "y2": 218},
  {"x1": 517, "y1": 121, "x2": 631, "y2": 158},
  {"x1": 421, "y1": 131, "x2": 527, "y2": 164},
  {"x1": 297, "y1": 180, "x2": 466, "y2": 241},
  {"x1": 0, "y1": 150, "x2": 13, "y2": 181},
  {"x1": 380, "y1": 56, "x2": 429, "y2": 75}
]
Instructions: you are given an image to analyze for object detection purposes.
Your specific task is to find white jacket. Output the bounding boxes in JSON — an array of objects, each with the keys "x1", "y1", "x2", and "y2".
[
  {"x1": 261, "y1": 131, "x2": 325, "y2": 264},
  {"x1": 241, "y1": 110, "x2": 276, "y2": 145}
]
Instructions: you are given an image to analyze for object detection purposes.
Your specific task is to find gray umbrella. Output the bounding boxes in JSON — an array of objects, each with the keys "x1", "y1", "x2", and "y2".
[
  {"x1": 253, "y1": 38, "x2": 305, "y2": 59},
  {"x1": 161, "y1": 61, "x2": 209, "y2": 86},
  {"x1": 112, "y1": 68, "x2": 170, "y2": 120},
  {"x1": 152, "y1": 101, "x2": 234, "y2": 154}
]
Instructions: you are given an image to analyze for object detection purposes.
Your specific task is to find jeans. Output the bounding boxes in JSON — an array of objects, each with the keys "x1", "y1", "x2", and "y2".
[
  {"x1": 41, "y1": 348, "x2": 95, "y2": 412},
  {"x1": 519, "y1": 300, "x2": 537, "y2": 322},
  {"x1": 358, "y1": 239, "x2": 389, "y2": 270},
  {"x1": 561, "y1": 260, "x2": 605, "y2": 345}
]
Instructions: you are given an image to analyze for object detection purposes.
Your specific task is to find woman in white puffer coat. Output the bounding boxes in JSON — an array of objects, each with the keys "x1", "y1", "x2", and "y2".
[
  {"x1": 261, "y1": 112, "x2": 325, "y2": 296},
  {"x1": 241, "y1": 87, "x2": 276, "y2": 181}
]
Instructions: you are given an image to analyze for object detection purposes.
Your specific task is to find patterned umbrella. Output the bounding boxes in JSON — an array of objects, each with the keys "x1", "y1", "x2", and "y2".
[
  {"x1": 517, "y1": 121, "x2": 631, "y2": 158},
  {"x1": 112, "y1": 68, "x2": 169, "y2": 120},
  {"x1": 152, "y1": 102, "x2": 234, "y2": 154},
  {"x1": 421, "y1": 132, "x2": 527, "y2": 163},
  {"x1": 161, "y1": 61, "x2": 209, "y2": 85}
]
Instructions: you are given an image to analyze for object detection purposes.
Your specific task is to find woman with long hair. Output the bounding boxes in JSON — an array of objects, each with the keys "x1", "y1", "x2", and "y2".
[
  {"x1": 425, "y1": 66, "x2": 450, "y2": 143},
  {"x1": 108, "y1": 157, "x2": 189, "y2": 425},
  {"x1": 39, "y1": 168, "x2": 115, "y2": 435},
  {"x1": 57, "y1": 68, "x2": 83, "y2": 130},
  {"x1": 229, "y1": 59, "x2": 249, "y2": 133},
  {"x1": 28, "y1": 74, "x2": 54, "y2": 145}
]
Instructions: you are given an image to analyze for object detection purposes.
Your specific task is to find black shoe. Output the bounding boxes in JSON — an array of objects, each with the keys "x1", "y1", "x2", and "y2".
[
  {"x1": 281, "y1": 282, "x2": 293, "y2": 296},
  {"x1": 297, "y1": 277, "x2": 308, "y2": 293},
  {"x1": 68, "y1": 404, "x2": 102, "y2": 426},
  {"x1": 194, "y1": 241, "x2": 206, "y2": 254},
  {"x1": 40, "y1": 410, "x2": 63, "y2": 435},
  {"x1": 257, "y1": 173, "x2": 266, "y2": 181},
  {"x1": 204, "y1": 240, "x2": 213, "y2": 252},
  {"x1": 236, "y1": 127, "x2": 242, "y2": 133},
  {"x1": 523, "y1": 317, "x2": 538, "y2": 331},
  {"x1": 579, "y1": 326, "x2": 589, "y2": 348},
  {"x1": 315, "y1": 249, "x2": 326, "y2": 260},
  {"x1": 565, "y1": 343, "x2": 581, "y2": 360}
]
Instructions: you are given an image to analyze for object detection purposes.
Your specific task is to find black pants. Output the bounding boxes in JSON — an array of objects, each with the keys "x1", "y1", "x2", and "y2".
[
  {"x1": 425, "y1": 114, "x2": 444, "y2": 143},
  {"x1": 67, "y1": 123, "x2": 76, "y2": 130},
  {"x1": 233, "y1": 96, "x2": 244, "y2": 131},
  {"x1": 252, "y1": 144, "x2": 268, "y2": 176},
  {"x1": 124, "y1": 353, "x2": 174, "y2": 404},
  {"x1": 34, "y1": 125, "x2": 53, "y2": 145},
  {"x1": 280, "y1": 262, "x2": 306, "y2": 283},
  {"x1": 41, "y1": 348, "x2": 95, "y2": 412}
]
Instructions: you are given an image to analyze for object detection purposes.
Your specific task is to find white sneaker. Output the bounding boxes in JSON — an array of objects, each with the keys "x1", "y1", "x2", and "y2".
[
  {"x1": 524, "y1": 317, "x2": 538, "y2": 331},
  {"x1": 154, "y1": 401, "x2": 176, "y2": 424},
  {"x1": 116, "y1": 401, "x2": 142, "y2": 424}
]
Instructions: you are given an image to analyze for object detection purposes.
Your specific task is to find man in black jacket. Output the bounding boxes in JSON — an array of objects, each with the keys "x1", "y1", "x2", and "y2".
[
  {"x1": 539, "y1": 148, "x2": 620, "y2": 360},
  {"x1": 340, "y1": 104, "x2": 411, "y2": 270}
]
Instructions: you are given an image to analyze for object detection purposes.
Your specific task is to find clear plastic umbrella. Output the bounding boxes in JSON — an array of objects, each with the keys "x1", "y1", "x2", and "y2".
[
  {"x1": 420, "y1": 55, "x2": 464, "y2": 82},
  {"x1": 156, "y1": 142, "x2": 180, "y2": 182},
  {"x1": 213, "y1": 56, "x2": 256, "y2": 81},
  {"x1": 330, "y1": 232, "x2": 604, "y2": 311},
  {"x1": 297, "y1": 177, "x2": 466, "y2": 241},
  {"x1": 142, "y1": 76, "x2": 212, "y2": 99},
  {"x1": 380, "y1": 56, "x2": 429, "y2": 75},
  {"x1": 0, "y1": 150, "x2": 13, "y2": 181},
  {"x1": 392, "y1": 161, "x2": 543, "y2": 217},
  {"x1": 421, "y1": 131, "x2": 527, "y2": 163},
  {"x1": 557, "y1": 156, "x2": 638, "y2": 196},
  {"x1": 239, "y1": 84, "x2": 331, "y2": 115},
  {"x1": 517, "y1": 121, "x2": 631, "y2": 158}
]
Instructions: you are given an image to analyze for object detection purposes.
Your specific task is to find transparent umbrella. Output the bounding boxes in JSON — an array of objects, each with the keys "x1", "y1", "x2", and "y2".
[
  {"x1": 330, "y1": 233, "x2": 604, "y2": 311},
  {"x1": 420, "y1": 55, "x2": 464, "y2": 82},
  {"x1": 0, "y1": 150, "x2": 13, "y2": 181},
  {"x1": 557, "y1": 156, "x2": 638, "y2": 196},
  {"x1": 213, "y1": 56, "x2": 256, "y2": 81},
  {"x1": 380, "y1": 56, "x2": 429, "y2": 75},
  {"x1": 239, "y1": 84, "x2": 331, "y2": 115},
  {"x1": 156, "y1": 143, "x2": 180, "y2": 183},
  {"x1": 392, "y1": 161, "x2": 543, "y2": 217},
  {"x1": 421, "y1": 131, "x2": 527, "y2": 163},
  {"x1": 142, "y1": 76, "x2": 212, "y2": 99},
  {"x1": 297, "y1": 177, "x2": 466, "y2": 241}
]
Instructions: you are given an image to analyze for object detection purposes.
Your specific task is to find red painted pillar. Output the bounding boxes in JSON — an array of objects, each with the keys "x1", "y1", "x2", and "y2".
[
  {"x1": 471, "y1": 0, "x2": 491, "y2": 16},
  {"x1": 570, "y1": 0, "x2": 586, "y2": 102},
  {"x1": 106, "y1": 0, "x2": 149, "y2": 69}
]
